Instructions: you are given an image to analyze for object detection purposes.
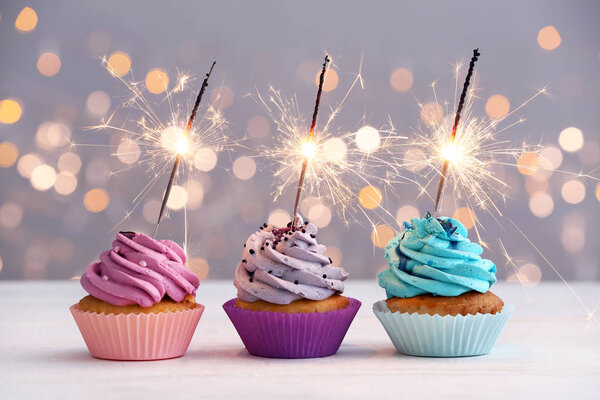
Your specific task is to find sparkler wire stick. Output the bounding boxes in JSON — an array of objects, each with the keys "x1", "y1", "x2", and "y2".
[
  {"x1": 291, "y1": 55, "x2": 330, "y2": 229},
  {"x1": 153, "y1": 61, "x2": 216, "y2": 238},
  {"x1": 433, "y1": 48, "x2": 480, "y2": 213}
]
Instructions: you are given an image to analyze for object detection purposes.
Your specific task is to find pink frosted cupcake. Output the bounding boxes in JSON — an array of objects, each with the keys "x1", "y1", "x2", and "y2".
[
  {"x1": 70, "y1": 231, "x2": 204, "y2": 360},
  {"x1": 223, "y1": 215, "x2": 361, "y2": 358}
]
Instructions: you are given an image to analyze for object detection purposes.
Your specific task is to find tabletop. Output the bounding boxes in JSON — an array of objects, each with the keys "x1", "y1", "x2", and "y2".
[{"x1": 1, "y1": 280, "x2": 599, "y2": 399}]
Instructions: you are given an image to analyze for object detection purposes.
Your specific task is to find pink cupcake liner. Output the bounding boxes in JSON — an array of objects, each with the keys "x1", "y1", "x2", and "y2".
[
  {"x1": 70, "y1": 303, "x2": 204, "y2": 361},
  {"x1": 223, "y1": 297, "x2": 361, "y2": 358}
]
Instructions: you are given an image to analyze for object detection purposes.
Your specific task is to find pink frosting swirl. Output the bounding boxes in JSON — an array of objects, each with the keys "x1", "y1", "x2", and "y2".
[{"x1": 80, "y1": 232, "x2": 200, "y2": 307}]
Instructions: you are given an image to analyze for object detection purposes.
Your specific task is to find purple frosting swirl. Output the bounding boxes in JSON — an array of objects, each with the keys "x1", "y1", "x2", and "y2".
[
  {"x1": 80, "y1": 232, "x2": 200, "y2": 307},
  {"x1": 234, "y1": 215, "x2": 349, "y2": 304}
]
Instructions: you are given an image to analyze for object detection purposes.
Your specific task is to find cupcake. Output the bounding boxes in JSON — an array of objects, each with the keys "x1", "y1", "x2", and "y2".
[
  {"x1": 223, "y1": 215, "x2": 361, "y2": 358},
  {"x1": 70, "y1": 231, "x2": 204, "y2": 360},
  {"x1": 373, "y1": 214, "x2": 513, "y2": 357}
]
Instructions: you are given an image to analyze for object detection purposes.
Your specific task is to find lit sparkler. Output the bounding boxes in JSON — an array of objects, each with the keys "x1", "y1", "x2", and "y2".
[
  {"x1": 253, "y1": 56, "x2": 403, "y2": 226},
  {"x1": 84, "y1": 58, "x2": 230, "y2": 233},
  {"x1": 154, "y1": 61, "x2": 216, "y2": 237}
]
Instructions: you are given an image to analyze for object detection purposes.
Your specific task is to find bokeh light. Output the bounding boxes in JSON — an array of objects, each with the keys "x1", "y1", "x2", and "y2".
[
  {"x1": 17, "y1": 153, "x2": 43, "y2": 178},
  {"x1": 24, "y1": 245, "x2": 48, "y2": 280},
  {"x1": 316, "y1": 69, "x2": 339, "y2": 92},
  {"x1": 210, "y1": 86, "x2": 234, "y2": 109},
  {"x1": 247, "y1": 114, "x2": 271, "y2": 139},
  {"x1": 185, "y1": 179, "x2": 204, "y2": 210},
  {"x1": 525, "y1": 176, "x2": 549, "y2": 195},
  {"x1": 193, "y1": 148, "x2": 217, "y2": 171},
  {"x1": 86, "y1": 90, "x2": 111, "y2": 116},
  {"x1": 188, "y1": 257, "x2": 210, "y2": 280},
  {"x1": 371, "y1": 224, "x2": 395, "y2": 248},
  {"x1": 30, "y1": 164, "x2": 57, "y2": 191},
  {"x1": 84, "y1": 188, "x2": 110, "y2": 212},
  {"x1": 233, "y1": 156, "x2": 256, "y2": 180},
  {"x1": 0, "y1": 142, "x2": 19, "y2": 168},
  {"x1": 485, "y1": 94, "x2": 510, "y2": 119},
  {"x1": 145, "y1": 68, "x2": 169, "y2": 94},
  {"x1": 452, "y1": 207, "x2": 476, "y2": 230},
  {"x1": 268, "y1": 209, "x2": 290, "y2": 227},
  {"x1": 116, "y1": 139, "x2": 140, "y2": 165},
  {"x1": 54, "y1": 172, "x2": 77, "y2": 195},
  {"x1": 540, "y1": 146, "x2": 563, "y2": 170},
  {"x1": 537, "y1": 25, "x2": 561, "y2": 50},
  {"x1": 166, "y1": 185, "x2": 187, "y2": 210},
  {"x1": 529, "y1": 191, "x2": 554, "y2": 218},
  {"x1": 508, "y1": 263, "x2": 542, "y2": 287},
  {"x1": 517, "y1": 152, "x2": 540, "y2": 175},
  {"x1": 355, "y1": 126, "x2": 381, "y2": 153},
  {"x1": 107, "y1": 51, "x2": 131, "y2": 77},
  {"x1": 561, "y1": 227, "x2": 585, "y2": 253},
  {"x1": 596, "y1": 183, "x2": 600, "y2": 203},
  {"x1": 36, "y1": 52, "x2": 62, "y2": 77},
  {"x1": 558, "y1": 127, "x2": 584, "y2": 152},
  {"x1": 58, "y1": 152, "x2": 81, "y2": 174},
  {"x1": 561, "y1": 180, "x2": 585, "y2": 204},
  {"x1": 390, "y1": 68, "x2": 414, "y2": 93},
  {"x1": 396, "y1": 205, "x2": 419, "y2": 224},
  {"x1": 307, "y1": 203, "x2": 332, "y2": 228},
  {"x1": 420, "y1": 102, "x2": 443, "y2": 126},
  {"x1": 0, "y1": 201, "x2": 23, "y2": 229},
  {"x1": 142, "y1": 199, "x2": 161, "y2": 224},
  {"x1": 324, "y1": 246, "x2": 343, "y2": 267},
  {"x1": 322, "y1": 137, "x2": 347, "y2": 162},
  {"x1": 14, "y1": 7, "x2": 38, "y2": 33},
  {"x1": 0, "y1": 99, "x2": 23, "y2": 124},
  {"x1": 358, "y1": 185, "x2": 382, "y2": 209},
  {"x1": 36, "y1": 121, "x2": 71, "y2": 150}
]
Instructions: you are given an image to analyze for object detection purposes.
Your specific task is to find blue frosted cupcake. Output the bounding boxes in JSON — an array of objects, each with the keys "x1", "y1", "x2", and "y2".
[{"x1": 373, "y1": 213, "x2": 513, "y2": 357}]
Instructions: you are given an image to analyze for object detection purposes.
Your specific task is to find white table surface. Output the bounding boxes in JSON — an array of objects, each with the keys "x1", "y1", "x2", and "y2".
[{"x1": 1, "y1": 280, "x2": 599, "y2": 399}]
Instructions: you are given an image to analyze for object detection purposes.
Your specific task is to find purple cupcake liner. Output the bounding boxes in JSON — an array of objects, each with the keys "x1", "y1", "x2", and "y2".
[{"x1": 223, "y1": 297, "x2": 361, "y2": 358}]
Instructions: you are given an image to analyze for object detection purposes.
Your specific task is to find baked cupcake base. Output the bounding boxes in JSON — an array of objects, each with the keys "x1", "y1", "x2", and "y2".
[
  {"x1": 224, "y1": 297, "x2": 361, "y2": 358},
  {"x1": 78, "y1": 294, "x2": 197, "y2": 315},
  {"x1": 70, "y1": 301, "x2": 204, "y2": 361},
  {"x1": 236, "y1": 294, "x2": 350, "y2": 314},
  {"x1": 385, "y1": 291, "x2": 503, "y2": 316},
  {"x1": 373, "y1": 300, "x2": 513, "y2": 357}
]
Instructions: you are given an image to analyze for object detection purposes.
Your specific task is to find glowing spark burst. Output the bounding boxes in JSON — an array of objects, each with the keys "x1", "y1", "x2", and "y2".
[
  {"x1": 386, "y1": 62, "x2": 549, "y2": 224},
  {"x1": 252, "y1": 58, "x2": 405, "y2": 224},
  {"x1": 81, "y1": 57, "x2": 231, "y2": 229}
]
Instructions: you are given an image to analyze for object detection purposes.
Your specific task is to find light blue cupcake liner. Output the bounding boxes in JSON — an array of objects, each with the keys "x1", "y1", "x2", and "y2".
[{"x1": 373, "y1": 300, "x2": 514, "y2": 357}]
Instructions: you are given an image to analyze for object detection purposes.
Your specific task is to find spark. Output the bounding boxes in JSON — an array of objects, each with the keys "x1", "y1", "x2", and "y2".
[
  {"x1": 251, "y1": 57, "x2": 405, "y2": 225},
  {"x1": 79, "y1": 56, "x2": 231, "y2": 232}
]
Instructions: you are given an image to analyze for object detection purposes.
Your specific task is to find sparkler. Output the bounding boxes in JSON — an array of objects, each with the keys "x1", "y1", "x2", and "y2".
[
  {"x1": 83, "y1": 58, "x2": 229, "y2": 234},
  {"x1": 153, "y1": 61, "x2": 216, "y2": 237},
  {"x1": 290, "y1": 55, "x2": 330, "y2": 229},
  {"x1": 433, "y1": 48, "x2": 479, "y2": 213},
  {"x1": 254, "y1": 56, "x2": 403, "y2": 227}
]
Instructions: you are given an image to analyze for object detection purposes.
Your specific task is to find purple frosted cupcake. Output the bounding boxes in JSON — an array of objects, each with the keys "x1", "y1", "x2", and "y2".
[{"x1": 223, "y1": 215, "x2": 361, "y2": 358}]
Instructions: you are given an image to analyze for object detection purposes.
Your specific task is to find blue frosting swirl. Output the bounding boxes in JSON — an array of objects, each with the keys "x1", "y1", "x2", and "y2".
[{"x1": 378, "y1": 214, "x2": 497, "y2": 298}]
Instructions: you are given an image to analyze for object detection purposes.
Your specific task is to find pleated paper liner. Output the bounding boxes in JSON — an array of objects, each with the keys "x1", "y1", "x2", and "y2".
[
  {"x1": 223, "y1": 297, "x2": 361, "y2": 358},
  {"x1": 70, "y1": 303, "x2": 204, "y2": 361},
  {"x1": 373, "y1": 300, "x2": 513, "y2": 357}
]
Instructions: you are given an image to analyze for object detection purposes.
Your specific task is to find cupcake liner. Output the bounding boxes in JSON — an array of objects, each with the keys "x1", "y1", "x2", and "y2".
[
  {"x1": 373, "y1": 300, "x2": 513, "y2": 357},
  {"x1": 223, "y1": 298, "x2": 361, "y2": 358},
  {"x1": 70, "y1": 303, "x2": 204, "y2": 361}
]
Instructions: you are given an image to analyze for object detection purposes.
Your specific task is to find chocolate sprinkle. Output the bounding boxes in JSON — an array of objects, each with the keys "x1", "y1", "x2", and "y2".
[
  {"x1": 294, "y1": 280, "x2": 299, "y2": 285},
  {"x1": 322, "y1": 274, "x2": 327, "y2": 278},
  {"x1": 310, "y1": 234, "x2": 315, "y2": 238},
  {"x1": 328, "y1": 257, "x2": 332, "y2": 264},
  {"x1": 249, "y1": 249, "x2": 255, "y2": 255},
  {"x1": 242, "y1": 259, "x2": 247, "y2": 263}
]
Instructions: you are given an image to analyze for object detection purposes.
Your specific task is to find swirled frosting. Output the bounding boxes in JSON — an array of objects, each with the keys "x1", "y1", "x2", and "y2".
[
  {"x1": 234, "y1": 215, "x2": 348, "y2": 304},
  {"x1": 80, "y1": 232, "x2": 200, "y2": 307},
  {"x1": 378, "y1": 214, "x2": 497, "y2": 298}
]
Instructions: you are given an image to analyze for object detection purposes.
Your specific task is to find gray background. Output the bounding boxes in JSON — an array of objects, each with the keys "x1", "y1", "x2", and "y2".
[{"x1": 1, "y1": 1, "x2": 599, "y2": 282}]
